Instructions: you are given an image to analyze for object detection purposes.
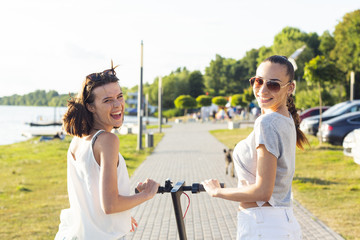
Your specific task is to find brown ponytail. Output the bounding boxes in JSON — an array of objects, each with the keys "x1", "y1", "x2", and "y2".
[
  {"x1": 62, "y1": 94, "x2": 94, "y2": 138},
  {"x1": 287, "y1": 94, "x2": 309, "y2": 150}
]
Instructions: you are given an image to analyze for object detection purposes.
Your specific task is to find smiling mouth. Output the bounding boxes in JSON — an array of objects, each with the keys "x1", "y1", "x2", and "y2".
[
  {"x1": 110, "y1": 111, "x2": 122, "y2": 120},
  {"x1": 258, "y1": 97, "x2": 273, "y2": 103}
]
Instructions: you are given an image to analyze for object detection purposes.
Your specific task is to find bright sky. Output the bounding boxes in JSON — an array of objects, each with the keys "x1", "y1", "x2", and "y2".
[{"x1": 0, "y1": 0, "x2": 359, "y2": 97}]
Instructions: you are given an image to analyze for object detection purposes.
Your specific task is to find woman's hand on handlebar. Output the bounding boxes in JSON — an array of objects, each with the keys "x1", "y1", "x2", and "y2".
[
  {"x1": 201, "y1": 179, "x2": 221, "y2": 197},
  {"x1": 136, "y1": 178, "x2": 160, "y2": 199}
]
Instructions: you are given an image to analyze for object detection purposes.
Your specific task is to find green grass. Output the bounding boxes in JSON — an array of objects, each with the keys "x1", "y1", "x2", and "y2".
[
  {"x1": 145, "y1": 124, "x2": 172, "y2": 130},
  {"x1": 0, "y1": 133, "x2": 163, "y2": 240},
  {"x1": 210, "y1": 128, "x2": 360, "y2": 240}
]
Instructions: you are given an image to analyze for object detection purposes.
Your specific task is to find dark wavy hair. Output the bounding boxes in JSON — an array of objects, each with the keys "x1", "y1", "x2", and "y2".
[
  {"x1": 62, "y1": 62, "x2": 120, "y2": 137},
  {"x1": 263, "y1": 55, "x2": 309, "y2": 150}
]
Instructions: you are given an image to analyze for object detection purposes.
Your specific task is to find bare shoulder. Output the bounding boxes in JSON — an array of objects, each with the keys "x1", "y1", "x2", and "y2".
[
  {"x1": 95, "y1": 132, "x2": 120, "y2": 148},
  {"x1": 92, "y1": 132, "x2": 120, "y2": 165}
]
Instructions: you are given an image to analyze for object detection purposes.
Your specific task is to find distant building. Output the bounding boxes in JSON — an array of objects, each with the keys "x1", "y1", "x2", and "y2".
[{"x1": 126, "y1": 92, "x2": 156, "y2": 116}]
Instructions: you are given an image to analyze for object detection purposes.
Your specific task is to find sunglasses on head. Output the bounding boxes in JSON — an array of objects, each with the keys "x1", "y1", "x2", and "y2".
[
  {"x1": 86, "y1": 60, "x2": 119, "y2": 82},
  {"x1": 249, "y1": 77, "x2": 291, "y2": 92},
  {"x1": 86, "y1": 69, "x2": 117, "y2": 82}
]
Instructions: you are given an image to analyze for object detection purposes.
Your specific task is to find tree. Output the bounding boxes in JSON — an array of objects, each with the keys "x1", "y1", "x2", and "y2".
[
  {"x1": 146, "y1": 68, "x2": 190, "y2": 109},
  {"x1": 196, "y1": 95, "x2": 212, "y2": 107},
  {"x1": 242, "y1": 86, "x2": 255, "y2": 107},
  {"x1": 212, "y1": 96, "x2": 227, "y2": 108},
  {"x1": 188, "y1": 71, "x2": 205, "y2": 98},
  {"x1": 204, "y1": 55, "x2": 224, "y2": 96},
  {"x1": 304, "y1": 55, "x2": 343, "y2": 144},
  {"x1": 295, "y1": 88, "x2": 338, "y2": 110},
  {"x1": 241, "y1": 49, "x2": 259, "y2": 78},
  {"x1": 331, "y1": 10, "x2": 360, "y2": 73},
  {"x1": 271, "y1": 27, "x2": 316, "y2": 80},
  {"x1": 272, "y1": 27, "x2": 308, "y2": 56},
  {"x1": 331, "y1": 10, "x2": 360, "y2": 100},
  {"x1": 174, "y1": 95, "x2": 197, "y2": 116},
  {"x1": 257, "y1": 46, "x2": 272, "y2": 65},
  {"x1": 319, "y1": 30, "x2": 336, "y2": 58}
]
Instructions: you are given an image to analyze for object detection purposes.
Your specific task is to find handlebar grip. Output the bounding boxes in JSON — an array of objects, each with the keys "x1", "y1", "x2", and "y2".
[
  {"x1": 135, "y1": 186, "x2": 166, "y2": 194},
  {"x1": 135, "y1": 182, "x2": 226, "y2": 193},
  {"x1": 198, "y1": 183, "x2": 225, "y2": 192}
]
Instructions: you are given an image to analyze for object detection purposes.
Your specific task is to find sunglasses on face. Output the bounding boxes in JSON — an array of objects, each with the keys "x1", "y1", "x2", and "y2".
[{"x1": 249, "y1": 77, "x2": 291, "y2": 92}]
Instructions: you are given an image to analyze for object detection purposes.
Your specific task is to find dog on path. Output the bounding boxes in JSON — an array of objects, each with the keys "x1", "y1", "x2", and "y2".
[{"x1": 223, "y1": 148, "x2": 235, "y2": 177}]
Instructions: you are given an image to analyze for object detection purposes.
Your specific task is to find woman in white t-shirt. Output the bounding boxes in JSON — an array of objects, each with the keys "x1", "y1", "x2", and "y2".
[
  {"x1": 55, "y1": 63, "x2": 159, "y2": 240},
  {"x1": 202, "y1": 55, "x2": 309, "y2": 239}
]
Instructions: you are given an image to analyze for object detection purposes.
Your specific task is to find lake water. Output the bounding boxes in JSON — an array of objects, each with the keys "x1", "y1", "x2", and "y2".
[{"x1": 0, "y1": 105, "x2": 157, "y2": 145}]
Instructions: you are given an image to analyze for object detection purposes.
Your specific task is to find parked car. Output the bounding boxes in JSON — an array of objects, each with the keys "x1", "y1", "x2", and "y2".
[
  {"x1": 353, "y1": 129, "x2": 360, "y2": 165},
  {"x1": 299, "y1": 106, "x2": 329, "y2": 122},
  {"x1": 318, "y1": 112, "x2": 360, "y2": 145},
  {"x1": 343, "y1": 129, "x2": 357, "y2": 157},
  {"x1": 300, "y1": 100, "x2": 360, "y2": 136}
]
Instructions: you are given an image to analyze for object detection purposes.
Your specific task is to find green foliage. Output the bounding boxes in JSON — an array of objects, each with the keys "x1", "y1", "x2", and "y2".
[
  {"x1": 295, "y1": 88, "x2": 334, "y2": 109},
  {"x1": 204, "y1": 53, "x2": 256, "y2": 96},
  {"x1": 331, "y1": 9, "x2": 360, "y2": 72},
  {"x1": 231, "y1": 94, "x2": 245, "y2": 107},
  {"x1": 257, "y1": 46, "x2": 273, "y2": 65},
  {"x1": 204, "y1": 54, "x2": 225, "y2": 96},
  {"x1": 0, "y1": 90, "x2": 74, "y2": 107},
  {"x1": 303, "y1": 55, "x2": 343, "y2": 115},
  {"x1": 196, "y1": 95, "x2": 212, "y2": 107},
  {"x1": 242, "y1": 86, "x2": 255, "y2": 105},
  {"x1": 174, "y1": 95, "x2": 197, "y2": 116},
  {"x1": 304, "y1": 56, "x2": 343, "y2": 86},
  {"x1": 162, "y1": 108, "x2": 183, "y2": 118},
  {"x1": 272, "y1": 27, "x2": 309, "y2": 56},
  {"x1": 271, "y1": 27, "x2": 317, "y2": 79},
  {"x1": 145, "y1": 68, "x2": 191, "y2": 109},
  {"x1": 319, "y1": 30, "x2": 336, "y2": 58},
  {"x1": 188, "y1": 71, "x2": 205, "y2": 98},
  {"x1": 212, "y1": 96, "x2": 227, "y2": 107}
]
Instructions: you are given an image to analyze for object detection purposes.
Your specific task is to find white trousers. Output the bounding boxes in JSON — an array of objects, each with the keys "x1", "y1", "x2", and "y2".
[{"x1": 237, "y1": 207, "x2": 302, "y2": 240}]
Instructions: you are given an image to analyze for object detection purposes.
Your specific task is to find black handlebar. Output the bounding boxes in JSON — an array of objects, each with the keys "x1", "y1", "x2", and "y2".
[
  {"x1": 135, "y1": 179, "x2": 225, "y2": 194},
  {"x1": 134, "y1": 179, "x2": 226, "y2": 240}
]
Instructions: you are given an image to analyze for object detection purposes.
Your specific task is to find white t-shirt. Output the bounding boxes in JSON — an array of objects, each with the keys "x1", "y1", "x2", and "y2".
[
  {"x1": 55, "y1": 130, "x2": 131, "y2": 240},
  {"x1": 233, "y1": 112, "x2": 296, "y2": 207}
]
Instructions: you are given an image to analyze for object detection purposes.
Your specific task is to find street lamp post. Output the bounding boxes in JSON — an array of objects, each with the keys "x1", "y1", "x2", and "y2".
[
  {"x1": 137, "y1": 41, "x2": 144, "y2": 151},
  {"x1": 158, "y1": 76, "x2": 162, "y2": 133}
]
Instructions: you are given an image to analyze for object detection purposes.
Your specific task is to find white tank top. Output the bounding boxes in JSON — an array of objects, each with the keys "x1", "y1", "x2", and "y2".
[{"x1": 55, "y1": 130, "x2": 131, "y2": 240}]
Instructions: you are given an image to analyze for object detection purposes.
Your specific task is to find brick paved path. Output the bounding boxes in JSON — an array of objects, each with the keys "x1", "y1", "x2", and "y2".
[{"x1": 127, "y1": 122, "x2": 344, "y2": 240}]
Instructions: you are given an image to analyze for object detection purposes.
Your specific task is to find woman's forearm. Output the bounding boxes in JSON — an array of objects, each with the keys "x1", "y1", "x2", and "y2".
[
  {"x1": 212, "y1": 184, "x2": 271, "y2": 203},
  {"x1": 101, "y1": 192, "x2": 152, "y2": 214}
]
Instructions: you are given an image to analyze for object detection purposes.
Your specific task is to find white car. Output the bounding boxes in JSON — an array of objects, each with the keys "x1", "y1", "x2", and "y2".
[
  {"x1": 343, "y1": 130, "x2": 356, "y2": 157},
  {"x1": 344, "y1": 128, "x2": 360, "y2": 164},
  {"x1": 353, "y1": 129, "x2": 360, "y2": 165}
]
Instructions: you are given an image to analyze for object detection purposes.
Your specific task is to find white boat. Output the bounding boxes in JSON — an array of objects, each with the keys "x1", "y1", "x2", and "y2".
[{"x1": 22, "y1": 126, "x2": 65, "y2": 138}]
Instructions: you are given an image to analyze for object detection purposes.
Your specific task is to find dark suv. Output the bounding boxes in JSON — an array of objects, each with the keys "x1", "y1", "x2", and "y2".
[{"x1": 300, "y1": 100, "x2": 360, "y2": 136}]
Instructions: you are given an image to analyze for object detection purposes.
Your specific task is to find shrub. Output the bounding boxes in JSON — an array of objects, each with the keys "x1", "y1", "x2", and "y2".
[
  {"x1": 196, "y1": 95, "x2": 212, "y2": 107},
  {"x1": 212, "y1": 96, "x2": 227, "y2": 107}
]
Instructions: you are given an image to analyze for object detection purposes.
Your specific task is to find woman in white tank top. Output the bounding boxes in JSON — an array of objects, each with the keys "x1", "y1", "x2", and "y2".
[
  {"x1": 202, "y1": 55, "x2": 309, "y2": 239},
  {"x1": 55, "y1": 63, "x2": 159, "y2": 240}
]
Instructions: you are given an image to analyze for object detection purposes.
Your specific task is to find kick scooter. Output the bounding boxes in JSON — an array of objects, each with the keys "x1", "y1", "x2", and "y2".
[{"x1": 135, "y1": 179, "x2": 225, "y2": 240}]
